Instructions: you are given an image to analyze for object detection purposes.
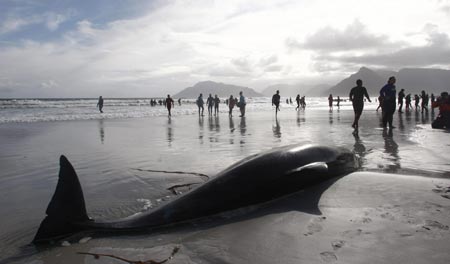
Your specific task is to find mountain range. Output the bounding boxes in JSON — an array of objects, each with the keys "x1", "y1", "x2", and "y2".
[
  {"x1": 174, "y1": 67, "x2": 450, "y2": 98},
  {"x1": 327, "y1": 67, "x2": 450, "y2": 97},
  {"x1": 173, "y1": 81, "x2": 263, "y2": 98}
]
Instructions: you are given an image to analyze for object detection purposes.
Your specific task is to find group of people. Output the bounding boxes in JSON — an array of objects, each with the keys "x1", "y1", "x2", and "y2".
[
  {"x1": 350, "y1": 76, "x2": 450, "y2": 130},
  {"x1": 196, "y1": 91, "x2": 246, "y2": 117},
  {"x1": 396, "y1": 89, "x2": 433, "y2": 114},
  {"x1": 95, "y1": 80, "x2": 449, "y2": 129}
]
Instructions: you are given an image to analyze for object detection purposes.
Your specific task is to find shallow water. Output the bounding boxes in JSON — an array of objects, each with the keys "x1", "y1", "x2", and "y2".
[{"x1": 0, "y1": 103, "x2": 449, "y2": 263}]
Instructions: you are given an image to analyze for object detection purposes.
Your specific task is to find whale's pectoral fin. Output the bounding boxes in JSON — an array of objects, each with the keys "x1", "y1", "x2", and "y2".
[
  {"x1": 33, "y1": 155, "x2": 90, "y2": 243},
  {"x1": 285, "y1": 162, "x2": 328, "y2": 176}
]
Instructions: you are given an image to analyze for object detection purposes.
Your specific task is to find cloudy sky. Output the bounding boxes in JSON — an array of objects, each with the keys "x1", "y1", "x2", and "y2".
[{"x1": 1, "y1": 0, "x2": 449, "y2": 98}]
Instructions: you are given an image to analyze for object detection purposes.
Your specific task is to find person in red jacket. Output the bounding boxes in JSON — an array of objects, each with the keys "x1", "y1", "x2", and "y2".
[{"x1": 431, "y1": 92, "x2": 450, "y2": 129}]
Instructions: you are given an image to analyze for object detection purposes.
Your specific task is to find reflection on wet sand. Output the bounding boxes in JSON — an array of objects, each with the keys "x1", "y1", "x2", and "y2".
[
  {"x1": 352, "y1": 131, "x2": 366, "y2": 161},
  {"x1": 167, "y1": 118, "x2": 173, "y2": 145},
  {"x1": 207, "y1": 116, "x2": 220, "y2": 143},
  {"x1": 328, "y1": 109, "x2": 333, "y2": 125},
  {"x1": 405, "y1": 111, "x2": 412, "y2": 125},
  {"x1": 98, "y1": 119, "x2": 105, "y2": 144},
  {"x1": 382, "y1": 128, "x2": 400, "y2": 172},
  {"x1": 198, "y1": 116, "x2": 204, "y2": 144},
  {"x1": 229, "y1": 117, "x2": 235, "y2": 144},
  {"x1": 239, "y1": 117, "x2": 246, "y2": 146},
  {"x1": 398, "y1": 112, "x2": 404, "y2": 130},
  {"x1": 272, "y1": 118, "x2": 281, "y2": 138},
  {"x1": 296, "y1": 112, "x2": 305, "y2": 127}
]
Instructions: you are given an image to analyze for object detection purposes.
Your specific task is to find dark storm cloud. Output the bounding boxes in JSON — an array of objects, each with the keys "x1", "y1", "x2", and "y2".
[
  {"x1": 287, "y1": 20, "x2": 398, "y2": 52},
  {"x1": 316, "y1": 31, "x2": 450, "y2": 68}
]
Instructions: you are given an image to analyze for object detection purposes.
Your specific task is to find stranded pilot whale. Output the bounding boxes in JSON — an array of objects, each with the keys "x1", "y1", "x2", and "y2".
[{"x1": 33, "y1": 144, "x2": 358, "y2": 243}]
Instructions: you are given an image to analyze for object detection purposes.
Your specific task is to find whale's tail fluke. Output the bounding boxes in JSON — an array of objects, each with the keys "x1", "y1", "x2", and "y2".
[{"x1": 33, "y1": 155, "x2": 90, "y2": 243}]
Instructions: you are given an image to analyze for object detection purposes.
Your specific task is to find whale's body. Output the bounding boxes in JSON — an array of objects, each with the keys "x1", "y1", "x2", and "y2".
[{"x1": 33, "y1": 144, "x2": 358, "y2": 243}]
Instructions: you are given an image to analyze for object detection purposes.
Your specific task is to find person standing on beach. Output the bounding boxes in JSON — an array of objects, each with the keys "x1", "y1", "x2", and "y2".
[
  {"x1": 178, "y1": 98, "x2": 181, "y2": 106},
  {"x1": 328, "y1": 94, "x2": 333, "y2": 110},
  {"x1": 379, "y1": 76, "x2": 397, "y2": 129},
  {"x1": 206, "y1": 94, "x2": 214, "y2": 115},
  {"x1": 336, "y1": 96, "x2": 341, "y2": 108},
  {"x1": 97, "y1": 96, "x2": 104, "y2": 113},
  {"x1": 349, "y1": 79, "x2": 371, "y2": 129},
  {"x1": 398, "y1": 89, "x2": 405, "y2": 113},
  {"x1": 414, "y1": 94, "x2": 420, "y2": 110},
  {"x1": 238, "y1": 91, "x2": 246, "y2": 117},
  {"x1": 228, "y1": 95, "x2": 235, "y2": 117},
  {"x1": 196, "y1": 93, "x2": 204, "y2": 116},
  {"x1": 165, "y1": 94, "x2": 174, "y2": 117},
  {"x1": 214, "y1": 94, "x2": 220, "y2": 116},
  {"x1": 272, "y1": 90, "x2": 281, "y2": 116}
]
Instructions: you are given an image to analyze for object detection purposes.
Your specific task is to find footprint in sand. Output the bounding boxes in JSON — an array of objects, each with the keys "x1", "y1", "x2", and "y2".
[
  {"x1": 432, "y1": 185, "x2": 450, "y2": 200},
  {"x1": 304, "y1": 216, "x2": 326, "y2": 236},
  {"x1": 341, "y1": 228, "x2": 371, "y2": 239},
  {"x1": 331, "y1": 240, "x2": 346, "y2": 251},
  {"x1": 422, "y1": 220, "x2": 449, "y2": 231},
  {"x1": 319, "y1": 251, "x2": 337, "y2": 263},
  {"x1": 350, "y1": 217, "x2": 372, "y2": 224}
]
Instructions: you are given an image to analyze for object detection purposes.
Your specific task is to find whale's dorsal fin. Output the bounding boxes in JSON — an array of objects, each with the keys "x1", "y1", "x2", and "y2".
[
  {"x1": 33, "y1": 155, "x2": 90, "y2": 243},
  {"x1": 285, "y1": 162, "x2": 328, "y2": 176}
]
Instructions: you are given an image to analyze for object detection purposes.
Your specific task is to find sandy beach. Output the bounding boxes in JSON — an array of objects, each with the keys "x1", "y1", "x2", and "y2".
[{"x1": 1, "y1": 105, "x2": 449, "y2": 263}]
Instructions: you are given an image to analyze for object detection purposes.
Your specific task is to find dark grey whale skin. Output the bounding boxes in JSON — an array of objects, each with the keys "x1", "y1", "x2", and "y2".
[{"x1": 33, "y1": 144, "x2": 358, "y2": 243}]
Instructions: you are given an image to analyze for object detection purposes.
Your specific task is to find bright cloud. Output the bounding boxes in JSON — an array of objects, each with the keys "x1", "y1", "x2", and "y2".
[{"x1": 0, "y1": 0, "x2": 449, "y2": 97}]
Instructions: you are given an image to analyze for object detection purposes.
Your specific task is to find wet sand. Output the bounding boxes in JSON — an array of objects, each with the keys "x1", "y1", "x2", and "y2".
[{"x1": 0, "y1": 106, "x2": 449, "y2": 263}]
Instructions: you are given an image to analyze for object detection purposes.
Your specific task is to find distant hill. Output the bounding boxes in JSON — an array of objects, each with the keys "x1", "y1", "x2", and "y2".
[
  {"x1": 326, "y1": 67, "x2": 385, "y2": 97},
  {"x1": 327, "y1": 67, "x2": 450, "y2": 97},
  {"x1": 395, "y1": 68, "x2": 450, "y2": 95},
  {"x1": 174, "y1": 81, "x2": 263, "y2": 98},
  {"x1": 262, "y1": 83, "x2": 331, "y2": 97}
]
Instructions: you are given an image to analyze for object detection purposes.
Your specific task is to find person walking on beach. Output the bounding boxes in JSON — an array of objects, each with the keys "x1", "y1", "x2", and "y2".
[
  {"x1": 349, "y1": 79, "x2": 371, "y2": 129},
  {"x1": 336, "y1": 96, "x2": 341, "y2": 108},
  {"x1": 165, "y1": 94, "x2": 174, "y2": 117},
  {"x1": 405, "y1": 94, "x2": 412, "y2": 112},
  {"x1": 272, "y1": 90, "x2": 281, "y2": 116},
  {"x1": 295, "y1": 94, "x2": 300, "y2": 111},
  {"x1": 238, "y1": 91, "x2": 246, "y2": 117},
  {"x1": 398, "y1": 89, "x2": 405, "y2": 113},
  {"x1": 214, "y1": 94, "x2": 220, "y2": 116},
  {"x1": 328, "y1": 94, "x2": 333, "y2": 110},
  {"x1": 420, "y1": 90, "x2": 429, "y2": 114},
  {"x1": 196, "y1": 93, "x2": 204, "y2": 116},
  {"x1": 178, "y1": 98, "x2": 182, "y2": 106},
  {"x1": 376, "y1": 95, "x2": 383, "y2": 111},
  {"x1": 206, "y1": 94, "x2": 214, "y2": 115},
  {"x1": 228, "y1": 95, "x2": 235, "y2": 117},
  {"x1": 414, "y1": 94, "x2": 420, "y2": 110},
  {"x1": 379, "y1": 76, "x2": 397, "y2": 129},
  {"x1": 97, "y1": 96, "x2": 104, "y2": 113}
]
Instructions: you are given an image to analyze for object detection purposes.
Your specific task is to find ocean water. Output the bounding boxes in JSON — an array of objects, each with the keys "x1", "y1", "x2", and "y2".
[
  {"x1": 0, "y1": 98, "x2": 448, "y2": 263},
  {"x1": 0, "y1": 97, "x2": 352, "y2": 123}
]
